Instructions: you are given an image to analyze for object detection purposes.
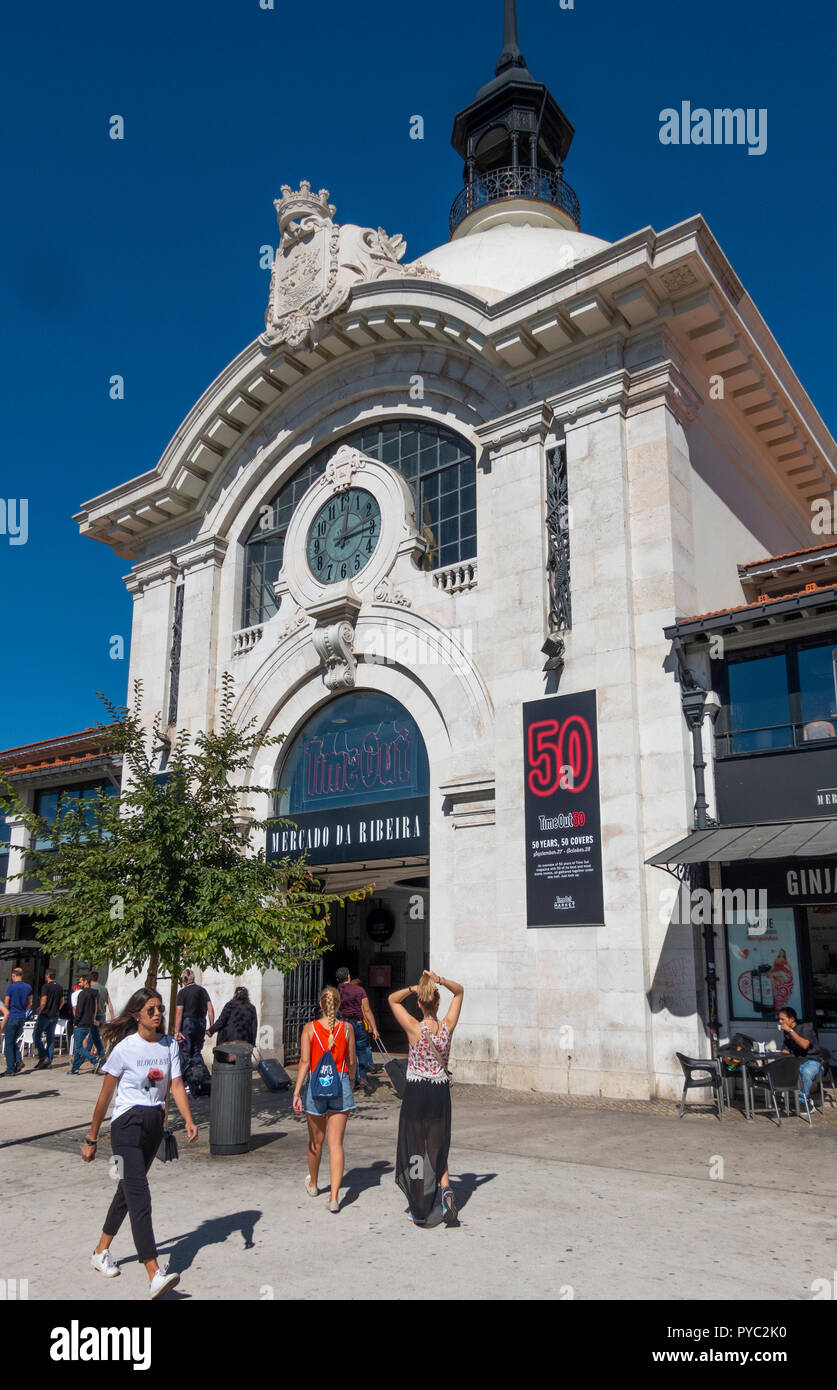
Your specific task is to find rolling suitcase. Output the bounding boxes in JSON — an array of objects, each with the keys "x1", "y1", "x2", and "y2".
[
  {"x1": 374, "y1": 1037, "x2": 407, "y2": 1098},
  {"x1": 256, "y1": 1053, "x2": 291, "y2": 1092}
]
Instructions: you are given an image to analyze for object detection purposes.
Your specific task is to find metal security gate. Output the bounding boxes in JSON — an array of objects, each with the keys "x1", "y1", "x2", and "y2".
[{"x1": 283, "y1": 956, "x2": 324, "y2": 1063}]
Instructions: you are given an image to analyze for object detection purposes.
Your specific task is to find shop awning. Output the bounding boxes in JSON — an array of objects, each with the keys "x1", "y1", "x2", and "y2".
[
  {"x1": 647, "y1": 819, "x2": 837, "y2": 868},
  {"x1": 0, "y1": 891, "x2": 53, "y2": 910}
]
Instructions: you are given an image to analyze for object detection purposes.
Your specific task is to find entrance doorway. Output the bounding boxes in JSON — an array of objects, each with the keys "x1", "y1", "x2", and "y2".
[{"x1": 281, "y1": 866, "x2": 429, "y2": 1059}]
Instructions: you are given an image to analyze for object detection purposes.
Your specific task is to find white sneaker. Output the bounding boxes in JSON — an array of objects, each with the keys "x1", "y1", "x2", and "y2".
[
  {"x1": 149, "y1": 1268, "x2": 180, "y2": 1299},
  {"x1": 91, "y1": 1248, "x2": 120, "y2": 1278}
]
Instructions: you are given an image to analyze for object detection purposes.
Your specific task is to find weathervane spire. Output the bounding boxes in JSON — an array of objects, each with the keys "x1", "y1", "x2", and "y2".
[{"x1": 496, "y1": 0, "x2": 526, "y2": 74}]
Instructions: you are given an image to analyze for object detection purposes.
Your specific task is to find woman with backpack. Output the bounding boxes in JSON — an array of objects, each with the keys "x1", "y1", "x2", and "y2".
[
  {"x1": 388, "y1": 969, "x2": 464, "y2": 1226},
  {"x1": 80, "y1": 987, "x2": 198, "y2": 1298},
  {"x1": 292, "y1": 985, "x2": 357, "y2": 1213}
]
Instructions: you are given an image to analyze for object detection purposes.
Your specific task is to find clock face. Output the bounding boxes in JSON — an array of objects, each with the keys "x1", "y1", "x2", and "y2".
[{"x1": 307, "y1": 488, "x2": 381, "y2": 585}]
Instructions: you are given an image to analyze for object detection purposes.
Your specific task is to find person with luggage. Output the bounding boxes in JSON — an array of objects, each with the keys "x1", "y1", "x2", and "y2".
[
  {"x1": 3, "y1": 968, "x2": 32, "y2": 1076},
  {"x1": 207, "y1": 986, "x2": 257, "y2": 1046},
  {"x1": 335, "y1": 966, "x2": 378, "y2": 1091},
  {"x1": 174, "y1": 970, "x2": 214, "y2": 1064},
  {"x1": 34, "y1": 969, "x2": 64, "y2": 1068},
  {"x1": 388, "y1": 968, "x2": 464, "y2": 1227},
  {"x1": 81, "y1": 986, "x2": 197, "y2": 1298},
  {"x1": 292, "y1": 985, "x2": 356, "y2": 1213}
]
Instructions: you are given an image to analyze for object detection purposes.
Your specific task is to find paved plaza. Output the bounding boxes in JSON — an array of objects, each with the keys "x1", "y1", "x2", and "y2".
[{"x1": 4, "y1": 1057, "x2": 836, "y2": 1302}]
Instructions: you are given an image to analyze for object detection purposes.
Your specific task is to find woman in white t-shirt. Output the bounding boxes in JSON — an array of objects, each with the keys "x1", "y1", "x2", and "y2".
[{"x1": 80, "y1": 987, "x2": 198, "y2": 1299}]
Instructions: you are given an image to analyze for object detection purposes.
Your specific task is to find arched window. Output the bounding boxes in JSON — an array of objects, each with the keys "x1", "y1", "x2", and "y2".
[{"x1": 242, "y1": 419, "x2": 476, "y2": 629}]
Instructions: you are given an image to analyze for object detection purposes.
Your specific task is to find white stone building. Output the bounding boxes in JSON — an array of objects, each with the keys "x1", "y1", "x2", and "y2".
[{"x1": 76, "y1": 2, "x2": 837, "y2": 1099}]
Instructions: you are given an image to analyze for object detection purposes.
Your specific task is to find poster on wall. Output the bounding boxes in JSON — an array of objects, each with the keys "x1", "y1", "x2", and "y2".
[
  {"x1": 726, "y1": 909, "x2": 803, "y2": 1021},
  {"x1": 523, "y1": 690, "x2": 604, "y2": 928}
]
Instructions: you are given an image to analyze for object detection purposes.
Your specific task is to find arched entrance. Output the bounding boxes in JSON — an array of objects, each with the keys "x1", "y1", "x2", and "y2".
[{"x1": 268, "y1": 690, "x2": 430, "y2": 1058}]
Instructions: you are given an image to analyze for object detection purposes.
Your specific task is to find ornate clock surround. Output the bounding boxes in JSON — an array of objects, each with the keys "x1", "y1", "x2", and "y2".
[
  {"x1": 275, "y1": 443, "x2": 426, "y2": 610},
  {"x1": 273, "y1": 443, "x2": 427, "y2": 690}
]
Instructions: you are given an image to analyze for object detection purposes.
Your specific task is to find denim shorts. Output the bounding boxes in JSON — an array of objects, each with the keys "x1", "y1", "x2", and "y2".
[{"x1": 304, "y1": 1072, "x2": 355, "y2": 1115}]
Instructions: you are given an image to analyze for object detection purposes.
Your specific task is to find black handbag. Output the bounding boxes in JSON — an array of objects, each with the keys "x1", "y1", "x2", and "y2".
[
  {"x1": 374, "y1": 1037, "x2": 407, "y2": 1098},
  {"x1": 157, "y1": 1129, "x2": 179, "y2": 1163}
]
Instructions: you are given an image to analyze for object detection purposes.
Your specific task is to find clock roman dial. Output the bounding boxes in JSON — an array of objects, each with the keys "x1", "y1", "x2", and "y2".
[{"x1": 307, "y1": 488, "x2": 381, "y2": 584}]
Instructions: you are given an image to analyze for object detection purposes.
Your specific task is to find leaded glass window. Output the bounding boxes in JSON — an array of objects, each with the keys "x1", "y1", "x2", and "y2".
[{"x1": 241, "y1": 420, "x2": 476, "y2": 629}]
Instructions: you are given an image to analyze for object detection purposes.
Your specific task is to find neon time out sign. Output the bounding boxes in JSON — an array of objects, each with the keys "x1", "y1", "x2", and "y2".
[
  {"x1": 526, "y1": 713, "x2": 594, "y2": 797},
  {"x1": 523, "y1": 692, "x2": 604, "y2": 928},
  {"x1": 304, "y1": 726, "x2": 413, "y2": 801}
]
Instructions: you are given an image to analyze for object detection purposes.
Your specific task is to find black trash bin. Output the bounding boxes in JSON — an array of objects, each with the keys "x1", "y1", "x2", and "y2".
[{"x1": 209, "y1": 1043, "x2": 253, "y2": 1155}]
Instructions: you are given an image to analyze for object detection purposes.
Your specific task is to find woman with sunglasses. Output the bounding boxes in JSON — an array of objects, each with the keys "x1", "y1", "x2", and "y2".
[{"x1": 81, "y1": 987, "x2": 198, "y2": 1298}]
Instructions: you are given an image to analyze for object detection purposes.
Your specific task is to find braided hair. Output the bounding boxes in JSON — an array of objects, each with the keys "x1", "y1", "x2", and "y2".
[{"x1": 319, "y1": 985, "x2": 341, "y2": 1047}]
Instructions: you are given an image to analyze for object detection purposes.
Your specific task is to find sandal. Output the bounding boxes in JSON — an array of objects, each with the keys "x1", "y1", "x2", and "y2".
[{"x1": 304, "y1": 1176, "x2": 317, "y2": 1197}]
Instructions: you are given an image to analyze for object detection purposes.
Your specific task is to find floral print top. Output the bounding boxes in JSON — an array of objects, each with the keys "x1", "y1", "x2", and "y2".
[{"x1": 406, "y1": 1021, "x2": 451, "y2": 1083}]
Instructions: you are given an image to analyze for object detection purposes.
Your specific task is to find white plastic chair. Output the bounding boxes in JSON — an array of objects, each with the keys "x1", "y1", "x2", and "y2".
[
  {"x1": 20, "y1": 1020, "x2": 36, "y2": 1056},
  {"x1": 54, "y1": 1019, "x2": 69, "y2": 1056}
]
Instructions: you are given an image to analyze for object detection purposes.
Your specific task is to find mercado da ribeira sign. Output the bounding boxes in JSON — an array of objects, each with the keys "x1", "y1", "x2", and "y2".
[
  {"x1": 523, "y1": 690, "x2": 605, "y2": 928},
  {"x1": 266, "y1": 692, "x2": 429, "y2": 866}
]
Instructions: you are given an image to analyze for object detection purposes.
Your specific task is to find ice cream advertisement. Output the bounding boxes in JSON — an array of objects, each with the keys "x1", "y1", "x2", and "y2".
[{"x1": 726, "y1": 908, "x2": 803, "y2": 1020}]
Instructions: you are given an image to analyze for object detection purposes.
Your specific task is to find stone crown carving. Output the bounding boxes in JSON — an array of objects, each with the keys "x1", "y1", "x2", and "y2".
[{"x1": 261, "y1": 181, "x2": 439, "y2": 350}]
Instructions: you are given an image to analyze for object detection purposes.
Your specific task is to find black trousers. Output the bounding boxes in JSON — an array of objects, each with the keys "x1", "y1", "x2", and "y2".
[{"x1": 102, "y1": 1105, "x2": 164, "y2": 1263}]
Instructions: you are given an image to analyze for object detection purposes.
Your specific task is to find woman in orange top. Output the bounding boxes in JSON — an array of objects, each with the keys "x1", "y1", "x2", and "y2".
[{"x1": 292, "y1": 985, "x2": 357, "y2": 1212}]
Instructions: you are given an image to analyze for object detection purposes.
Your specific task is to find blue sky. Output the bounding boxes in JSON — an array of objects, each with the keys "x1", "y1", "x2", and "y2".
[{"x1": 2, "y1": 0, "x2": 835, "y2": 748}]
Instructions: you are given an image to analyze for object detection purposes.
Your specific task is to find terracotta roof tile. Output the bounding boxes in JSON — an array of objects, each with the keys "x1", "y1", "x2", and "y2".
[
  {"x1": 740, "y1": 541, "x2": 837, "y2": 570},
  {"x1": 678, "y1": 583, "x2": 837, "y2": 625},
  {"x1": 2, "y1": 751, "x2": 115, "y2": 775}
]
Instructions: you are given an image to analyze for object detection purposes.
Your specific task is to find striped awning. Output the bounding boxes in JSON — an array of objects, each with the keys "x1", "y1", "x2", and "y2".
[{"x1": 0, "y1": 891, "x2": 53, "y2": 910}]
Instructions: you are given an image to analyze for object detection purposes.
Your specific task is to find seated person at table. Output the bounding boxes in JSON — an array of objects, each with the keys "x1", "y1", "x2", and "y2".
[{"x1": 778, "y1": 1007, "x2": 829, "y2": 1109}]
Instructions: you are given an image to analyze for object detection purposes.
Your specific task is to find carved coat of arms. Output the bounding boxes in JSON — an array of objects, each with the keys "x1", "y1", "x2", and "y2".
[{"x1": 261, "y1": 181, "x2": 438, "y2": 350}]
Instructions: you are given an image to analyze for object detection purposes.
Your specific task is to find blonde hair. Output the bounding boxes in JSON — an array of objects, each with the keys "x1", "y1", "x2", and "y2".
[
  {"x1": 319, "y1": 985, "x2": 341, "y2": 1045},
  {"x1": 417, "y1": 976, "x2": 440, "y2": 1013}
]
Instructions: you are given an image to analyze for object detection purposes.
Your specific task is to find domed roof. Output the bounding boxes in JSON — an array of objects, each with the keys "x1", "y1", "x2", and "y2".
[{"x1": 419, "y1": 222, "x2": 611, "y2": 304}]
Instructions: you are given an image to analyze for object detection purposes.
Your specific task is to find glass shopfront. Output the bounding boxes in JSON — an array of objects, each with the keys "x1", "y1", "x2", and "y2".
[{"x1": 722, "y1": 863, "x2": 837, "y2": 1032}]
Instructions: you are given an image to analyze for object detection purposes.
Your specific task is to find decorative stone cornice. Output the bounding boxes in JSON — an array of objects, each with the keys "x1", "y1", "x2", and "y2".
[
  {"x1": 123, "y1": 554, "x2": 180, "y2": 596},
  {"x1": 548, "y1": 360, "x2": 702, "y2": 429},
  {"x1": 440, "y1": 774, "x2": 496, "y2": 828},
  {"x1": 475, "y1": 402, "x2": 553, "y2": 457},
  {"x1": 173, "y1": 536, "x2": 229, "y2": 573},
  {"x1": 78, "y1": 212, "x2": 837, "y2": 557}
]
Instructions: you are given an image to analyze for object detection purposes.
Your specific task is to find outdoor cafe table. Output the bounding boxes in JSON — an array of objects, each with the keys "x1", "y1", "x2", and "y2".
[{"x1": 715, "y1": 1048, "x2": 782, "y2": 1121}]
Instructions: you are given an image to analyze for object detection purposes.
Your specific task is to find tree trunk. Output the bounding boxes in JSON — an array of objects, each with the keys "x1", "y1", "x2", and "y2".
[{"x1": 145, "y1": 953, "x2": 159, "y2": 990}]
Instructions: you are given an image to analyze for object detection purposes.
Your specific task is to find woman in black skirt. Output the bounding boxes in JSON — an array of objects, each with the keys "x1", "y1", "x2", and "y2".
[{"x1": 389, "y1": 969, "x2": 464, "y2": 1226}]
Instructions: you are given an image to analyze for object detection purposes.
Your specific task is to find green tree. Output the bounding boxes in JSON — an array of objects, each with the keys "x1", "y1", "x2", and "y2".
[{"x1": 0, "y1": 675, "x2": 366, "y2": 993}]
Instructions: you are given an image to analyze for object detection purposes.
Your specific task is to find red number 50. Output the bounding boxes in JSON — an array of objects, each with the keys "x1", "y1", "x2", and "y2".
[{"x1": 527, "y1": 716, "x2": 593, "y2": 797}]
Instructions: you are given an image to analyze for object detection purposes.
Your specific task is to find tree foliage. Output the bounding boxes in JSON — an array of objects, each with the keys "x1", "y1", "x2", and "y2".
[{"x1": 0, "y1": 676, "x2": 366, "y2": 984}]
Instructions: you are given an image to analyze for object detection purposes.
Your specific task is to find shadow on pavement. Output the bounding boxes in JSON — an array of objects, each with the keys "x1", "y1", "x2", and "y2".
[
  {"x1": 248, "y1": 1132, "x2": 287, "y2": 1150},
  {"x1": 453, "y1": 1170, "x2": 497, "y2": 1211},
  {"x1": 0, "y1": 1117, "x2": 87, "y2": 1147},
  {"x1": 340, "y1": 1159, "x2": 394, "y2": 1206},
  {"x1": 0, "y1": 1088, "x2": 61, "y2": 1106},
  {"x1": 123, "y1": 1208, "x2": 265, "y2": 1277}
]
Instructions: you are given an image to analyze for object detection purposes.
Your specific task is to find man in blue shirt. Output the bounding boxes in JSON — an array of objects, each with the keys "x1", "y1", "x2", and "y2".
[{"x1": 3, "y1": 968, "x2": 33, "y2": 1075}]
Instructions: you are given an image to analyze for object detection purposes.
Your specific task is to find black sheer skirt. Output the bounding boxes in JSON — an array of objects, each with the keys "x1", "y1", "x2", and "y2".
[{"x1": 395, "y1": 1078, "x2": 451, "y2": 1220}]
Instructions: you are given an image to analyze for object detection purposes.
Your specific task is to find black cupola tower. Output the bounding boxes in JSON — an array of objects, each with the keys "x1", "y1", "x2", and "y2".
[{"x1": 449, "y1": 0, "x2": 580, "y2": 238}]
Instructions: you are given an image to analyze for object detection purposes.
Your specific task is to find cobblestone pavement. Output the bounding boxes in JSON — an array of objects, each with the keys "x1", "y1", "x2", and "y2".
[{"x1": 3, "y1": 1056, "x2": 836, "y2": 1301}]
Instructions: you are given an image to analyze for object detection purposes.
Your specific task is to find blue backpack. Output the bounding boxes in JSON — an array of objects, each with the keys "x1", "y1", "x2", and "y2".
[{"x1": 309, "y1": 1023, "x2": 343, "y2": 1099}]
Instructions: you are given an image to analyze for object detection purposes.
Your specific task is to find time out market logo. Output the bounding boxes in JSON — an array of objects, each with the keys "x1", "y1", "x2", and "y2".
[{"x1": 50, "y1": 1322, "x2": 151, "y2": 1371}]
